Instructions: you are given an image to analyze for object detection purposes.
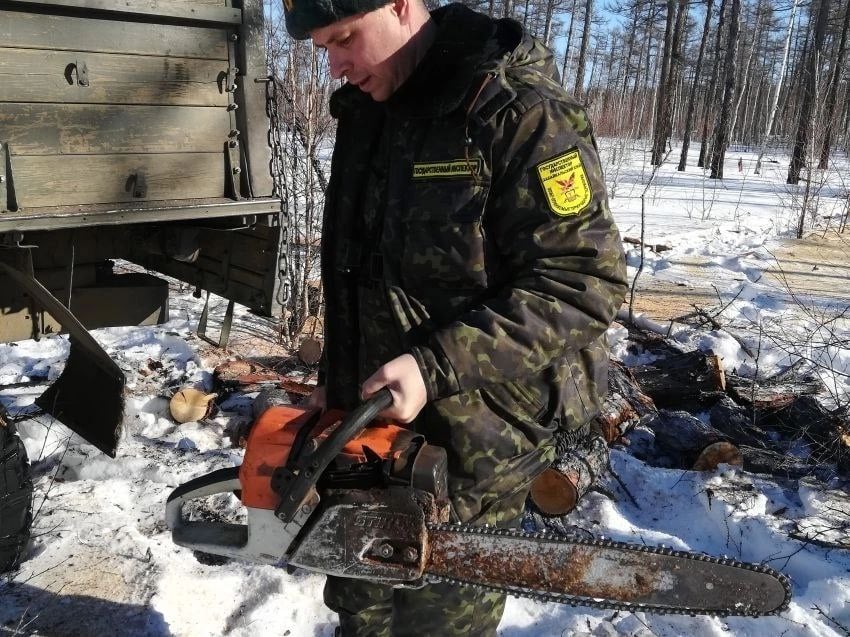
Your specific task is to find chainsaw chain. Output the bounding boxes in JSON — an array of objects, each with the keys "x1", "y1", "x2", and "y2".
[{"x1": 424, "y1": 523, "x2": 793, "y2": 617}]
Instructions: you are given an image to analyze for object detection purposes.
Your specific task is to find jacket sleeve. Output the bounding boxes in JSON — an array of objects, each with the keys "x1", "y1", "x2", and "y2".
[{"x1": 410, "y1": 99, "x2": 628, "y2": 401}]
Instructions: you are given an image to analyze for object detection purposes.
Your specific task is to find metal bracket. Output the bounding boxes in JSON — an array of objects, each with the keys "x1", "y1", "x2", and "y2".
[
  {"x1": 224, "y1": 140, "x2": 242, "y2": 201},
  {"x1": 197, "y1": 291, "x2": 235, "y2": 348},
  {"x1": 0, "y1": 142, "x2": 6, "y2": 213},
  {"x1": 75, "y1": 60, "x2": 89, "y2": 87}
]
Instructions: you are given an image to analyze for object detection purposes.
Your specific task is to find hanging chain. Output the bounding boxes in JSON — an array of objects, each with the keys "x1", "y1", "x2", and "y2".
[{"x1": 264, "y1": 72, "x2": 292, "y2": 316}]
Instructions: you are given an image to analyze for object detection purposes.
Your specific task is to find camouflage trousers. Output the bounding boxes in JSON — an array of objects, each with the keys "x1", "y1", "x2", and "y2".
[{"x1": 323, "y1": 489, "x2": 528, "y2": 637}]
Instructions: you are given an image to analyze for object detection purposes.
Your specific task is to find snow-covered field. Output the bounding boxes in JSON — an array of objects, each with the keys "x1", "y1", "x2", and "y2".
[{"x1": 1, "y1": 145, "x2": 849, "y2": 636}]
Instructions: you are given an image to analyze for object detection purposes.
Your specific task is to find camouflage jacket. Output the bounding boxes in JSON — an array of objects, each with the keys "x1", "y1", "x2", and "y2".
[{"x1": 321, "y1": 4, "x2": 627, "y2": 522}]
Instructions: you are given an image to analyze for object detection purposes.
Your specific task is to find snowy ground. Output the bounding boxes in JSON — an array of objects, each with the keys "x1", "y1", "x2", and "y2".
[{"x1": 1, "y1": 145, "x2": 849, "y2": 636}]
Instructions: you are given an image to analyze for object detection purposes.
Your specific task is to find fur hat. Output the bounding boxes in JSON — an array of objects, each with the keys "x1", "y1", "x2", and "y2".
[{"x1": 284, "y1": 0, "x2": 391, "y2": 40}]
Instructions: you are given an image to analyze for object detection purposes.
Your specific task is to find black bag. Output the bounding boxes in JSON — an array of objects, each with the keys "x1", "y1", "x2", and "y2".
[{"x1": 0, "y1": 410, "x2": 32, "y2": 573}]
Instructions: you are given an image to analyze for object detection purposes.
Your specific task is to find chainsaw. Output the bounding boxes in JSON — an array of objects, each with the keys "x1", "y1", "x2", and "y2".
[{"x1": 166, "y1": 389, "x2": 791, "y2": 617}]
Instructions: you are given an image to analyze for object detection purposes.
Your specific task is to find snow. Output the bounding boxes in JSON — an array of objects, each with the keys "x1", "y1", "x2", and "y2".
[{"x1": 1, "y1": 145, "x2": 849, "y2": 636}]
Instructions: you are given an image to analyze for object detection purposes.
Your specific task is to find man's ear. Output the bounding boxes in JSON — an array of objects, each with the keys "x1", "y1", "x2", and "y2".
[{"x1": 390, "y1": 0, "x2": 408, "y2": 20}]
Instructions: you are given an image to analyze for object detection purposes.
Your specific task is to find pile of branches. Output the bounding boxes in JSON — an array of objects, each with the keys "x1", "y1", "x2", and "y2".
[{"x1": 600, "y1": 326, "x2": 850, "y2": 481}]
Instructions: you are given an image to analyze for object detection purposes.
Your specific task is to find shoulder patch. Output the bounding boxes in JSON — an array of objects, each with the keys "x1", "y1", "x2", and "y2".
[{"x1": 535, "y1": 148, "x2": 592, "y2": 217}]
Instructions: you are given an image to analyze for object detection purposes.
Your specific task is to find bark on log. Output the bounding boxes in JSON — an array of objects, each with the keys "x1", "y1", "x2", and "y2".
[
  {"x1": 530, "y1": 434, "x2": 609, "y2": 516},
  {"x1": 739, "y1": 445, "x2": 821, "y2": 479},
  {"x1": 727, "y1": 372, "x2": 823, "y2": 409},
  {"x1": 709, "y1": 395, "x2": 770, "y2": 448},
  {"x1": 629, "y1": 351, "x2": 726, "y2": 408},
  {"x1": 213, "y1": 359, "x2": 314, "y2": 400},
  {"x1": 596, "y1": 360, "x2": 656, "y2": 443},
  {"x1": 642, "y1": 409, "x2": 735, "y2": 469}
]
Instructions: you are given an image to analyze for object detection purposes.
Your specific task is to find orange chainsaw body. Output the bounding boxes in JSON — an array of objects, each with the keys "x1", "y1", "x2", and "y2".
[{"x1": 239, "y1": 405, "x2": 409, "y2": 510}]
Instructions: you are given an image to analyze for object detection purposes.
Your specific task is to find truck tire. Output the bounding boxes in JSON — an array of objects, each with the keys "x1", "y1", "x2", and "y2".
[{"x1": 0, "y1": 413, "x2": 33, "y2": 573}]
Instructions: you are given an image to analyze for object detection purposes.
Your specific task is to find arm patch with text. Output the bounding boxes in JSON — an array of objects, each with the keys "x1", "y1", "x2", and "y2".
[{"x1": 535, "y1": 148, "x2": 592, "y2": 217}]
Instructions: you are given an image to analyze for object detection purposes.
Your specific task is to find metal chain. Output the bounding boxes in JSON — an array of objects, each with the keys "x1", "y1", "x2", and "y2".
[
  {"x1": 265, "y1": 72, "x2": 292, "y2": 314},
  {"x1": 424, "y1": 522, "x2": 793, "y2": 618}
]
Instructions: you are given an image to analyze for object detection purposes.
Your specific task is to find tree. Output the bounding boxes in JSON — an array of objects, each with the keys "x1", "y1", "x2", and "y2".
[
  {"x1": 755, "y1": 0, "x2": 799, "y2": 174},
  {"x1": 698, "y1": 0, "x2": 728, "y2": 168},
  {"x1": 651, "y1": 0, "x2": 677, "y2": 165},
  {"x1": 679, "y1": 0, "x2": 714, "y2": 171},
  {"x1": 574, "y1": 0, "x2": 594, "y2": 98},
  {"x1": 788, "y1": 0, "x2": 832, "y2": 184},
  {"x1": 709, "y1": 0, "x2": 741, "y2": 179},
  {"x1": 818, "y1": 0, "x2": 850, "y2": 169}
]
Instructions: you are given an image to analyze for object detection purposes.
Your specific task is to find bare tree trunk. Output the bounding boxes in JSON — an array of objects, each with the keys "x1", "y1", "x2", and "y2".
[
  {"x1": 788, "y1": 0, "x2": 831, "y2": 185},
  {"x1": 679, "y1": 0, "x2": 714, "y2": 171},
  {"x1": 561, "y1": 0, "x2": 579, "y2": 88},
  {"x1": 729, "y1": 2, "x2": 762, "y2": 142},
  {"x1": 755, "y1": 0, "x2": 799, "y2": 174},
  {"x1": 818, "y1": 0, "x2": 850, "y2": 169},
  {"x1": 574, "y1": 0, "x2": 594, "y2": 99},
  {"x1": 620, "y1": 8, "x2": 639, "y2": 100},
  {"x1": 710, "y1": 0, "x2": 741, "y2": 179},
  {"x1": 543, "y1": 0, "x2": 557, "y2": 46},
  {"x1": 651, "y1": 0, "x2": 676, "y2": 165},
  {"x1": 665, "y1": 0, "x2": 687, "y2": 144},
  {"x1": 698, "y1": 0, "x2": 728, "y2": 168}
]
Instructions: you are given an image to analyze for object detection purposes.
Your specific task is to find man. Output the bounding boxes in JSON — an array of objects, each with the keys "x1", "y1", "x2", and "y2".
[{"x1": 284, "y1": 1, "x2": 628, "y2": 634}]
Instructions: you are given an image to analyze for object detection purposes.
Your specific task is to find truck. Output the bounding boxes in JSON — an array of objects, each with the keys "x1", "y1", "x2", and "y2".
[{"x1": 0, "y1": 0, "x2": 283, "y2": 572}]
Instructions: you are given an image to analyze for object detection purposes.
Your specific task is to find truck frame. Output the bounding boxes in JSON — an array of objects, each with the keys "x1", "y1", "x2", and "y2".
[{"x1": 0, "y1": 0, "x2": 283, "y2": 342}]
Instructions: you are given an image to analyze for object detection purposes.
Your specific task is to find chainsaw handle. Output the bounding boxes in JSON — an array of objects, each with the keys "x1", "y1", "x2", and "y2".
[{"x1": 275, "y1": 388, "x2": 394, "y2": 523}]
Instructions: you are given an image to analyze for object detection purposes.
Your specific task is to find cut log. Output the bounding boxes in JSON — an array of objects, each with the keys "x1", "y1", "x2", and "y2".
[
  {"x1": 596, "y1": 360, "x2": 656, "y2": 443},
  {"x1": 693, "y1": 441, "x2": 744, "y2": 471},
  {"x1": 727, "y1": 372, "x2": 823, "y2": 409},
  {"x1": 739, "y1": 445, "x2": 821, "y2": 479},
  {"x1": 623, "y1": 236, "x2": 672, "y2": 252},
  {"x1": 709, "y1": 396, "x2": 770, "y2": 448},
  {"x1": 629, "y1": 350, "x2": 726, "y2": 408},
  {"x1": 213, "y1": 359, "x2": 314, "y2": 400},
  {"x1": 530, "y1": 434, "x2": 609, "y2": 516},
  {"x1": 642, "y1": 409, "x2": 734, "y2": 469}
]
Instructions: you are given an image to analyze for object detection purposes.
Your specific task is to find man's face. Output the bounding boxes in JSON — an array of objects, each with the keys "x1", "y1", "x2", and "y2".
[{"x1": 311, "y1": 2, "x2": 411, "y2": 102}]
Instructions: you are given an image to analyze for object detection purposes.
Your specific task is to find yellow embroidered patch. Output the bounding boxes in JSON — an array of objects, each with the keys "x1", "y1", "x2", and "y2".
[
  {"x1": 412, "y1": 159, "x2": 481, "y2": 180},
  {"x1": 536, "y1": 149, "x2": 592, "y2": 216}
]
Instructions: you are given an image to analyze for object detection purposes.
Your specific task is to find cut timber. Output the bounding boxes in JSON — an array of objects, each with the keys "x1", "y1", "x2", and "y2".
[
  {"x1": 596, "y1": 360, "x2": 656, "y2": 444},
  {"x1": 693, "y1": 441, "x2": 744, "y2": 471},
  {"x1": 530, "y1": 434, "x2": 608, "y2": 516},
  {"x1": 643, "y1": 409, "x2": 734, "y2": 468},
  {"x1": 629, "y1": 350, "x2": 725, "y2": 408},
  {"x1": 709, "y1": 396, "x2": 770, "y2": 448},
  {"x1": 213, "y1": 359, "x2": 314, "y2": 401},
  {"x1": 739, "y1": 445, "x2": 820, "y2": 479},
  {"x1": 727, "y1": 372, "x2": 823, "y2": 409},
  {"x1": 623, "y1": 236, "x2": 672, "y2": 252}
]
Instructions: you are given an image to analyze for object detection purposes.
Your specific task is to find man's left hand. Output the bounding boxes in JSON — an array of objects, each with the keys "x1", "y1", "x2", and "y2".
[{"x1": 361, "y1": 354, "x2": 427, "y2": 423}]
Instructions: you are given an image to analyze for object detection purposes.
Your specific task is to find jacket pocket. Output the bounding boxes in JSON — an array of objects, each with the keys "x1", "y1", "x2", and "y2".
[{"x1": 401, "y1": 180, "x2": 489, "y2": 290}]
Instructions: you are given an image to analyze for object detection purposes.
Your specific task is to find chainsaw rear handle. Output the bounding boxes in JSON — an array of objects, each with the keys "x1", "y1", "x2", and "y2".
[{"x1": 274, "y1": 388, "x2": 394, "y2": 523}]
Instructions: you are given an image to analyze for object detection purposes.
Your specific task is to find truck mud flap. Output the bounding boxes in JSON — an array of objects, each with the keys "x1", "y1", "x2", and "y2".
[{"x1": 0, "y1": 263, "x2": 125, "y2": 457}]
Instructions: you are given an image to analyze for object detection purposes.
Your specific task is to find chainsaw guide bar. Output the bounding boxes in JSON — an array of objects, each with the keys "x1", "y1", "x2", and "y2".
[{"x1": 423, "y1": 523, "x2": 792, "y2": 617}]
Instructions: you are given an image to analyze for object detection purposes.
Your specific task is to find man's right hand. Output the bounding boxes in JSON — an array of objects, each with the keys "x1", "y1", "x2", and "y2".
[{"x1": 305, "y1": 385, "x2": 326, "y2": 411}]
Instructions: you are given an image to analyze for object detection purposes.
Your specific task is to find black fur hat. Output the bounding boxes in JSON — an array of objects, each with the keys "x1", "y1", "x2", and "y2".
[{"x1": 284, "y1": 0, "x2": 391, "y2": 40}]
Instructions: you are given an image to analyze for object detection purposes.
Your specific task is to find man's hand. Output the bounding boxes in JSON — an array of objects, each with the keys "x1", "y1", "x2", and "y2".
[{"x1": 361, "y1": 354, "x2": 427, "y2": 423}]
